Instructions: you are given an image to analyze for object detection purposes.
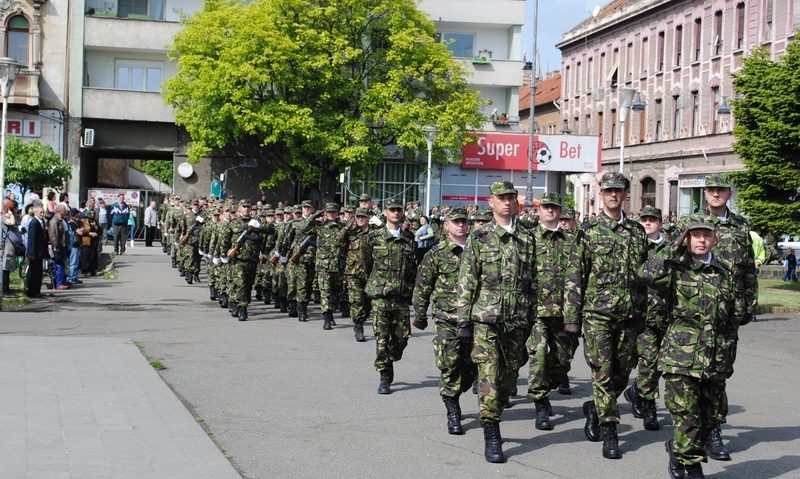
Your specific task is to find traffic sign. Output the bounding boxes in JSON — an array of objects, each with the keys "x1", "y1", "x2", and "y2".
[{"x1": 210, "y1": 179, "x2": 222, "y2": 198}]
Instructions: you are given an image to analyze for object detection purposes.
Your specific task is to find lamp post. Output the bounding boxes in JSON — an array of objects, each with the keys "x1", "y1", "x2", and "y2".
[
  {"x1": 618, "y1": 88, "x2": 645, "y2": 173},
  {"x1": 423, "y1": 126, "x2": 437, "y2": 215},
  {"x1": 0, "y1": 57, "x2": 21, "y2": 312},
  {"x1": 523, "y1": 0, "x2": 539, "y2": 207}
]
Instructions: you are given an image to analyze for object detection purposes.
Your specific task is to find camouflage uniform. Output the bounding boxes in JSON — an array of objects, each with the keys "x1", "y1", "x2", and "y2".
[
  {"x1": 316, "y1": 203, "x2": 343, "y2": 317},
  {"x1": 259, "y1": 212, "x2": 278, "y2": 303},
  {"x1": 338, "y1": 208, "x2": 372, "y2": 340},
  {"x1": 226, "y1": 205, "x2": 263, "y2": 315},
  {"x1": 215, "y1": 209, "x2": 234, "y2": 307},
  {"x1": 640, "y1": 215, "x2": 741, "y2": 468},
  {"x1": 180, "y1": 207, "x2": 202, "y2": 277},
  {"x1": 271, "y1": 210, "x2": 290, "y2": 310},
  {"x1": 288, "y1": 204, "x2": 318, "y2": 315}
]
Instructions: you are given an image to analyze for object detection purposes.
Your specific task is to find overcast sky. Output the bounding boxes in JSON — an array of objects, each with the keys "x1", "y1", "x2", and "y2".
[{"x1": 522, "y1": 0, "x2": 602, "y2": 75}]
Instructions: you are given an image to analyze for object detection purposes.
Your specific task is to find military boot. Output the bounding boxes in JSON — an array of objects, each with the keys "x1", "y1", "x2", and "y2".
[
  {"x1": 386, "y1": 364, "x2": 394, "y2": 385},
  {"x1": 298, "y1": 302, "x2": 309, "y2": 322},
  {"x1": 624, "y1": 385, "x2": 645, "y2": 419},
  {"x1": 255, "y1": 286, "x2": 263, "y2": 301},
  {"x1": 313, "y1": 291, "x2": 321, "y2": 304},
  {"x1": 642, "y1": 398, "x2": 660, "y2": 431},
  {"x1": 557, "y1": 374, "x2": 572, "y2": 395},
  {"x1": 582, "y1": 400, "x2": 600, "y2": 442},
  {"x1": 230, "y1": 304, "x2": 239, "y2": 318},
  {"x1": 340, "y1": 301, "x2": 351, "y2": 318},
  {"x1": 288, "y1": 300, "x2": 298, "y2": 317},
  {"x1": 193, "y1": 272, "x2": 200, "y2": 283},
  {"x1": 209, "y1": 286, "x2": 217, "y2": 301},
  {"x1": 705, "y1": 425, "x2": 730, "y2": 461},
  {"x1": 685, "y1": 463, "x2": 705, "y2": 479},
  {"x1": 600, "y1": 423, "x2": 621, "y2": 459},
  {"x1": 279, "y1": 297, "x2": 288, "y2": 313},
  {"x1": 171, "y1": 258, "x2": 177, "y2": 268},
  {"x1": 178, "y1": 268, "x2": 185, "y2": 277},
  {"x1": 322, "y1": 312, "x2": 333, "y2": 330},
  {"x1": 263, "y1": 290, "x2": 271, "y2": 305},
  {"x1": 666, "y1": 440, "x2": 686, "y2": 479},
  {"x1": 377, "y1": 370, "x2": 391, "y2": 395},
  {"x1": 353, "y1": 323, "x2": 366, "y2": 342},
  {"x1": 219, "y1": 293, "x2": 228, "y2": 308},
  {"x1": 186, "y1": 273, "x2": 193, "y2": 285},
  {"x1": 238, "y1": 307, "x2": 248, "y2": 321},
  {"x1": 534, "y1": 399, "x2": 554, "y2": 430},
  {"x1": 482, "y1": 423, "x2": 506, "y2": 463},
  {"x1": 442, "y1": 396, "x2": 464, "y2": 435}
]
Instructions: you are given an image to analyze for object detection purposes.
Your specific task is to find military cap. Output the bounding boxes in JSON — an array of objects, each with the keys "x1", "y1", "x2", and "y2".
[
  {"x1": 704, "y1": 173, "x2": 732, "y2": 188},
  {"x1": 639, "y1": 205, "x2": 662, "y2": 219},
  {"x1": 191, "y1": 199, "x2": 200, "y2": 206},
  {"x1": 344, "y1": 205, "x2": 355, "y2": 213},
  {"x1": 539, "y1": 192, "x2": 562, "y2": 206},
  {"x1": 301, "y1": 199, "x2": 314, "y2": 208},
  {"x1": 323, "y1": 202, "x2": 338, "y2": 212},
  {"x1": 489, "y1": 181, "x2": 517, "y2": 196},
  {"x1": 684, "y1": 214, "x2": 715, "y2": 232},
  {"x1": 293, "y1": 205, "x2": 302, "y2": 213},
  {"x1": 446, "y1": 207, "x2": 469, "y2": 221},
  {"x1": 474, "y1": 209, "x2": 493, "y2": 221},
  {"x1": 559, "y1": 208, "x2": 576, "y2": 220},
  {"x1": 263, "y1": 203, "x2": 273, "y2": 209},
  {"x1": 599, "y1": 171, "x2": 629, "y2": 190},
  {"x1": 238, "y1": 199, "x2": 251, "y2": 208},
  {"x1": 358, "y1": 193, "x2": 372, "y2": 201},
  {"x1": 227, "y1": 203, "x2": 238, "y2": 213},
  {"x1": 265, "y1": 209, "x2": 275, "y2": 216},
  {"x1": 275, "y1": 207, "x2": 284, "y2": 214},
  {"x1": 355, "y1": 207, "x2": 370, "y2": 217},
  {"x1": 384, "y1": 197, "x2": 403, "y2": 209},
  {"x1": 211, "y1": 207, "x2": 221, "y2": 215}
]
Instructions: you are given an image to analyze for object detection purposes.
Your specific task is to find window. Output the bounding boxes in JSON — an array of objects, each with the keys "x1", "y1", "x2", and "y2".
[
  {"x1": 654, "y1": 99, "x2": 663, "y2": 141},
  {"x1": 638, "y1": 110, "x2": 646, "y2": 143},
  {"x1": 675, "y1": 25, "x2": 683, "y2": 66},
  {"x1": 600, "y1": 52, "x2": 606, "y2": 82},
  {"x1": 441, "y1": 32, "x2": 474, "y2": 58},
  {"x1": 6, "y1": 15, "x2": 29, "y2": 66},
  {"x1": 585, "y1": 113, "x2": 592, "y2": 134},
  {"x1": 736, "y1": 3, "x2": 746, "y2": 49},
  {"x1": 691, "y1": 91, "x2": 699, "y2": 136},
  {"x1": 116, "y1": 60, "x2": 163, "y2": 91},
  {"x1": 574, "y1": 116, "x2": 579, "y2": 135},
  {"x1": 693, "y1": 18, "x2": 702, "y2": 61},
  {"x1": 564, "y1": 65, "x2": 571, "y2": 97},
  {"x1": 764, "y1": 0, "x2": 774, "y2": 41},
  {"x1": 597, "y1": 111, "x2": 604, "y2": 140},
  {"x1": 576, "y1": 61, "x2": 582, "y2": 94},
  {"x1": 641, "y1": 177, "x2": 656, "y2": 208},
  {"x1": 640, "y1": 37, "x2": 648, "y2": 76},
  {"x1": 711, "y1": 86, "x2": 720, "y2": 134},
  {"x1": 118, "y1": 0, "x2": 148, "y2": 17},
  {"x1": 586, "y1": 57, "x2": 593, "y2": 91},
  {"x1": 657, "y1": 31, "x2": 665, "y2": 71},
  {"x1": 673, "y1": 95, "x2": 681, "y2": 138},
  {"x1": 626, "y1": 42, "x2": 634, "y2": 79},
  {"x1": 610, "y1": 109, "x2": 617, "y2": 146},
  {"x1": 713, "y1": 11, "x2": 723, "y2": 56}
]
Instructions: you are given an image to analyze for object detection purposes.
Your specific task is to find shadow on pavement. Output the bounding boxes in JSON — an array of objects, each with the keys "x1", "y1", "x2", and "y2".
[{"x1": 719, "y1": 455, "x2": 800, "y2": 479}]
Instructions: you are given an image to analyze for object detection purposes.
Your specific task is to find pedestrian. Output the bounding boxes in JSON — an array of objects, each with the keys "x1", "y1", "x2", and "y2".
[
  {"x1": 784, "y1": 248, "x2": 797, "y2": 281},
  {"x1": 77, "y1": 209, "x2": 100, "y2": 276},
  {"x1": 144, "y1": 200, "x2": 158, "y2": 247},
  {"x1": 2, "y1": 198, "x2": 22, "y2": 295},
  {"x1": 111, "y1": 194, "x2": 130, "y2": 255},
  {"x1": 413, "y1": 207, "x2": 476, "y2": 435},
  {"x1": 66, "y1": 208, "x2": 83, "y2": 285},
  {"x1": 96, "y1": 198, "x2": 109, "y2": 247},
  {"x1": 128, "y1": 207, "x2": 137, "y2": 247},
  {"x1": 48, "y1": 204, "x2": 70, "y2": 290},
  {"x1": 363, "y1": 197, "x2": 417, "y2": 395},
  {"x1": 414, "y1": 215, "x2": 435, "y2": 264},
  {"x1": 24, "y1": 205, "x2": 47, "y2": 297},
  {"x1": 456, "y1": 181, "x2": 536, "y2": 463},
  {"x1": 564, "y1": 171, "x2": 648, "y2": 460}
]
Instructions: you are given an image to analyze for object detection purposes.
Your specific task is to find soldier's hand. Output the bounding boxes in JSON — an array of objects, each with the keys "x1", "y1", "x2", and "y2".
[
  {"x1": 412, "y1": 317, "x2": 428, "y2": 330},
  {"x1": 671, "y1": 230, "x2": 689, "y2": 257},
  {"x1": 456, "y1": 325, "x2": 473, "y2": 339},
  {"x1": 564, "y1": 323, "x2": 581, "y2": 335}
]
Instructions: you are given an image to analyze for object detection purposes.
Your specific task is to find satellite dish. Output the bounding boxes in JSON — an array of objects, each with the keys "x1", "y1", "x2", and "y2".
[
  {"x1": 592, "y1": 5, "x2": 601, "y2": 17},
  {"x1": 177, "y1": 162, "x2": 194, "y2": 179}
]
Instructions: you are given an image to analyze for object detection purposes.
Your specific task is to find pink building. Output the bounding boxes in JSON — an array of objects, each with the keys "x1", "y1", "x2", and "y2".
[{"x1": 557, "y1": 0, "x2": 798, "y2": 218}]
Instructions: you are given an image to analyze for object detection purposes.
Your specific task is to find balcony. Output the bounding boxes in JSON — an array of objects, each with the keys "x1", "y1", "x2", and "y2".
[
  {"x1": 418, "y1": 0, "x2": 525, "y2": 26},
  {"x1": 84, "y1": 16, "x2": 183, "y2": 53},
  {"x1": 9, "y1": 69, "x2": 39, "y2": 107},
  {"x1": 83, "y1": 88, "x2": 174, "y2": 123},
  {"x1": 458, "y1": 58, "x2": 525, "y2": 87}
]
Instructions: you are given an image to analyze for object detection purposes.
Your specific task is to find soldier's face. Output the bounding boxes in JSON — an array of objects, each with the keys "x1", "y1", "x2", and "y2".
[
  {"x1": 704, "y1": 187, "x2": 730, "y2": 209},
  {"x1": 355, "y1": 215, "x2": 369, "y2": 227},
  {"x1": 489, "y1": 193, "x2": 515, "y2": 218},
  {"x1": 294, "y1": 212, "x2": 302, "y2": 219},
  {"x1": 639, "y1": 216, "x2": 662, "y2": 236},
  {"x1": 385, "y1": 207, "x2": 404, "y2": 224},
  {"x1": 266, "y1": 216, "x2": 275, "y2": 223},
  {"x1": 359, "y1": 200, "x2": 371, "y2": 209},
  {"x1": 538, "y1": 204, "x2": 561, "y2": 223},
  {"x1": 302, "y1": 206, "x2": 314, "y2": 216},
  {"x1": 600, "y1": 188, "x2": 624, "y2": 211},
  {"x1": 688, "y1": 229, "x2": 716, "y2": 256},
  {"x1": 325, "y1": 211, "x2": 337, "y2": 221},
  {"x1": 444, "y1": 218, "x2": 468, "y2": 239},
  {"x1": 559, "y1": 219, "x2": 576, "y2": 230}
]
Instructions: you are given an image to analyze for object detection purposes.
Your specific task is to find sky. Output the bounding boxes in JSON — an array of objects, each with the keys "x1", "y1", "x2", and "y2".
[{"x1": 522, "y1": 0, "x2": 604, "y2": 75}]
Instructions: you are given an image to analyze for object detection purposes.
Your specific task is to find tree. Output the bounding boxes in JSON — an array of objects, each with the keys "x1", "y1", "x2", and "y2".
[
  {"x1": 139, "y1": 160, "x2": 173, "y2": 186},
  {"x1": 730, "y1": 41, "x2": 800, "y2": 235},
  {"x1": 164, "y1": 0, "x2": 486, "y2": 201},
  {"x1": 5, "y1": 137, "x2": 72, "y2": 199}
]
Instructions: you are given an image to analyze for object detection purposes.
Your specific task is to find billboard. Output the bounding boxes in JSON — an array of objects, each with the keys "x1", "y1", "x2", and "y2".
[
  {"x1": 462, "y1": 133, "x2": 601, "y2": 173},
  {"x1": 87, "y1": 188, "x2": 142, "y2": 207}
]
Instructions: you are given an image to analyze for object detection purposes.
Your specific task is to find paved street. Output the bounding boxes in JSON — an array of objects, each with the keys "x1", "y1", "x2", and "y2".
[{"x1": 3, "y1": 244, "x2": 800, "y2": 478}]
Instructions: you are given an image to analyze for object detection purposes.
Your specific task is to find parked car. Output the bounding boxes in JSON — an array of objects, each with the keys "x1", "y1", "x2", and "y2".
[{"x1": 778, "y1": 234, "x2": 800, "y2": 257}]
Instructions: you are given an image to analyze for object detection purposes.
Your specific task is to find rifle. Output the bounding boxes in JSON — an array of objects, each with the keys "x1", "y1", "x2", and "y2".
[
  {"x1": 226, "y1": 219, "x2": 261, "y2": 259},
  {"x1": 290, "y1": 235, "x2": 315, "y2": 264},
  {"x1": 179, "y1": 214, "x2": 205, "y2": 246}
]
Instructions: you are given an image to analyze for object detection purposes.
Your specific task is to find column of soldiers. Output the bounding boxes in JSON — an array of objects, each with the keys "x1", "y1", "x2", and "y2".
[{"x1": 155, "y1": 170, "x2": 753, "y2": 478}]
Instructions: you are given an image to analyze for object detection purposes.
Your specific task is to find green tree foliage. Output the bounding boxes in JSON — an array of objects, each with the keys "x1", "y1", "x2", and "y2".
[
  {"x1": 139, "y1": 160, "x2": 174, "y2": 186},
  {"x1": 730, "y1": 42, "x2": 800, "y2": 235},
  {"x1": 5, "y1": 137, "x2": 72, "y2": 198},
  {"x1": 164, "y1": 0, "x2": 486, "y2": 200}
]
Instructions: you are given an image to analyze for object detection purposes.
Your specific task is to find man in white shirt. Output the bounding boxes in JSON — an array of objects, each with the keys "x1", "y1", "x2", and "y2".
[{"x1": 144, "y1": 200, "x2": 158, "y2": 247}]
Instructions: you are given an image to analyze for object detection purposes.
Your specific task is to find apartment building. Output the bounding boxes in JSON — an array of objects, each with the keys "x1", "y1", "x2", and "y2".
[{"x1": 558, "y1": 0, "x2": 798, "y2": 218}]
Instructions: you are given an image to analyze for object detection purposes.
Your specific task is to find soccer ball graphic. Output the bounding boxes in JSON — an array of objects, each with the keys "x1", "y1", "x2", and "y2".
[{"x1": 533, "y1": 140, "x2": 552, "y2": 165}]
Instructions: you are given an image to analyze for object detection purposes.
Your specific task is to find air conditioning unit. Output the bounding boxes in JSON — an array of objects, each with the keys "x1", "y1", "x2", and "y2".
[{"x1": 83, "y1": 128, "x2": 95, "y2": 147}]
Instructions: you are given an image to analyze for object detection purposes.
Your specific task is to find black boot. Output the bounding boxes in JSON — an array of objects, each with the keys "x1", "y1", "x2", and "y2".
[
  {"x1": 193, "y1": 272, "x2": 200, "y2": 283},
  {"x1": 230, "y1": 304, "x2": 239, "y2": 318},
  {"x1": 263, "y1": 290, "x2": 271, "y2": 305},
  {"x1": 353, "y1": 323, "x2": 366, "y2": 342},
  {"x1": 583, "y1": 400, "x2": 600, "y2": 442},
  {"x1": 171, "y1": 258, "x2": 177, "y2": 268},
  {"x1": 642, "y1": 398, "x2": 660, "y2": 431},
  {"x1": 209, "y1": 286, "x2": 217, "y2": 301},
  {"x1": 705, "y1": 425, "x2": 730, "y2": 461},
  {"x1": 534, "y1": 399, "x2": 554, "y2": 430},
  {"x1": 255, "y1": 286, "x2": 263, "y2": 301},
  {"x1": 600, "y1": 423, "x2": 621, "y2": 459},
  {"x1": 288, "y1": 300, "x2": 298, "y2": 317},
  {"x1": 685, "y1": 463, "x2": 705, "y2": 479},
  {"x1": 377, "y1": 370, "x2": 391, "y2": 395},
  {"x1": 482, "y1": 423, "x2": 506, "y2": 463},
  {"x1": 340, "y1": 301, "x2": 351, "y2": 318},
  {"x1": 238, "y1": 307, "x2": 248, "y2": 321},
  {"x1": 313, "y1": 291, "x2": 321, "y2": 304},
  {"x1": 178, "y1": 268, "x2": 185, "y2": 277},
  {"x1": 557, "y1": 373, "x2": 572, "y2": 395},
  {"x1": 298, "y1": 302, "x2": 308, "y2": 322},
  {"x1": 472, "y1": 379, "x2": 478, "y2": 394},
  {"x1": 624, "y1": 385, "x2": 644, "y2": 419},
  {"x1": 386, "y1": 364, "x2": 394, "y2": 385},
  {"x1": 219, "y1": 293, "x2": 228, "y2": 308},
  {"x1": 279, "y1": 297, "x2": 288, "y2": 312},
  {"x1": 666, "y1": 440, "x2": 687, "y2": 479},
  {"x1": 186, "y1": 273, "x2": 193, "y2": 285},
  {"x1": 442, "y1": 396, "x2": 464, "y2": 435},
  {"x1": 322, "y1": 311, "x2": 333, "y2": 330}
]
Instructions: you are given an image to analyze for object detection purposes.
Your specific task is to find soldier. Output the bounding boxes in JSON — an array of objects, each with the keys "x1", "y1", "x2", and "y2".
[
  {"x1": 226, "y1": 200, "x2": 263, "y2": 321},
  {"x1": 338, "y1": 206, "x2": 354, "y2": 318},
  {"x1": 259, "y1": 209, "x2": 278, "y2": 304},
  {"x1": 205, "y1": 208, "x2": 222, "y2": 301},
  {"x1": 157, "y1": 195, "x2": 171, "y2": 253},
  {"x1": 456, "y1": 181, "x2": 536, "y2": 463},
  {"x1": 338, "y1": 207, "x2": 372, "y2": 342},
  {"x1": 624, "y1": 206, "x2": 670, "y2": 432},
  {"x1": 640, "y1": 215, "x2": 739, "y2": 479},
  {"x1": 166, "y1": 199, "x2": 183, "y2": 269},
  {"x1": 471, "y1": 209, "x2": 492, "y2": 230},
  {"x1": 272, "y1": 208, "x2": 290, "y2": 312},
  {"x1": 413, "y1": 207, "x2": 476, "y2": 435},
  {"x1": 215, "y1": 204, "x2": 236, "y2": 310},
  {"x1": 559, "y1": 208, "x2": 578, "y2": 231},
  {"x1": 289, "y1": 201, "x2": 322, "y2": 322},
  {"x1": 316, "y1": 202, "x2": 343, "y2": 330},
  {"x1": 563, "y1": 171, "x2": 648, "y2": 460},
  {"x1": 362, "y1": 197, "x2": 417, "y2": 395},
  {"x1": 526, "y1": 192, "x2": 574, "y2": 431},
  {"x1": 281, "y1": 205, "x2": 303, "y2": 317},
  {"x1": 557, "y1": 207, "x2": 580, "y2": 385}
]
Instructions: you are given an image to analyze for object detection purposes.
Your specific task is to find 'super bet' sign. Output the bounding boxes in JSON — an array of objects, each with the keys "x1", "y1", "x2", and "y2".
[{"x1": 462, "y1": 133, "x2": 601, "y2": 173}]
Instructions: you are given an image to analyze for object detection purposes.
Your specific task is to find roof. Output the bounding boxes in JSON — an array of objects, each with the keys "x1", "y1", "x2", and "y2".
[
  {"x1": 519, "y1": 72, "x2": 561, "y2": 113},
  {"x1": 559, "y1": 0, "x2": 668, "y2": 49}
]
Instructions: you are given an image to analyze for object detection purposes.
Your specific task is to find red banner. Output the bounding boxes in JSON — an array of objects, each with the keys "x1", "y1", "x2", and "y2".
[{"x1": 462, "y1": 133, "x2": 601, "y2": 172}]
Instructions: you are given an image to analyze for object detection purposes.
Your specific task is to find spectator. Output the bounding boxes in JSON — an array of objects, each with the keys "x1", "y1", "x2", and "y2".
[
  {"x1": 144, "y1": 200, "x2": 158, "y2": 247},
  {"x1": 128, "y1": 207, "x2": 137, "y2": 248},
  {"x1": 96, "y1": 198, "x2": 109, "y2": 247},
  {"x1": 2, "y1": 199, "x2": 22, "y2": 295},
  {"x1": 414, "y1": 215, "x2": 435, "y2": 264},
  {"x1": 25, "y1": 205, "x2": 47, "y2": 297},
  {"x1": 20, "y1": 203, "x2": 34, "y2": 247},
  {"x1": 111, "y1": 194, "x2": 130, "y2": 255},
  {"x1": 78, "y1": 209, "x2": 100, "y2": 276},
  {"x1": 45, "y1": 191, "x2": 57, "y2": 221},
  {"x1": 58, "y1": 192, "x2": 70, "y2": 209},
  {"x1": 784, "y1": 249, "x2": 797, "y2": 282},
  {"x1": 48, "y1": 204, "x2": 70, "y2": 290},
  {"x1": 750, "y1": 230, "x2": 766, "y2": 271},
  {"x1": 66, "y1": 208, "x2": 83, "y2": 285}
]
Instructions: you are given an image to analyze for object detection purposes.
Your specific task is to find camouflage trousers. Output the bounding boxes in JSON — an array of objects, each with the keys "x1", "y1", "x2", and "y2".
[
  {"x1": 317, "y1": 270, "x2": 341, "y2": 313},
  {"x1": 472, "y1": 322, "x2": 529, "y2": 424},
  {"x1": 288, "y1": 261, "x2": 314, "y2": 303},
  {"x1": 433, "y1": 321, "x2": 477, "y2": 398},
  {"x1": 180, "y1": 243, "x2": 200, "y2": 273},
  {"x1": 372, "y1": 297, "x2": 411, "y2": 372},
  {"x1": 346, "y1": 275, "x2": 370, "y2": 325},
  {"x1": 260, "y1": 262, "x2": 273, "y2": 293},
  {"x1": 228, "y1": 259, "x2": 258, "y2": 307},
  {"x1": 582, "y1": 317, "x2": 637, "y2": 424},
  {"x1": 255, "y1": 262, "x2": 267, "y2": 292},
  {"x1": 634, "y1": 324, "x2": 666, "y2": 400},
  {"x1": 273, "y1": 262, "x2": 287, "y2": 298},
  {"x1": 218, "y1": 261, "x2": 230, "y2": 293},
  {"x1": 664, "y1": 374, "x2": 727, "y2": 466},
  {"x1": 527, "y1": 316, "x2": 573, "y2": 400},
  {"x1": 285, "y1": 262, "x2": 297, "y2": 300},
  {"x1": 170, "y1": 236, "x2": 179, "y2": 260},
  {"x1": 207, "y1": 261, "x2": 218, "y2": 290}
]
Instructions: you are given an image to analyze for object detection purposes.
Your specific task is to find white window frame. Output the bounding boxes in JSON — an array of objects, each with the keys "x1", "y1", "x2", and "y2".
[{"x1": 115, "y1": 59, "x2": 163, "y2": 92}]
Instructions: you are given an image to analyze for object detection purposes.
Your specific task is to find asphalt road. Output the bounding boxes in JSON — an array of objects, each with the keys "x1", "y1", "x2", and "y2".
[{"x1": 4, "y1": 245, "x2": 800, "y2": 478}]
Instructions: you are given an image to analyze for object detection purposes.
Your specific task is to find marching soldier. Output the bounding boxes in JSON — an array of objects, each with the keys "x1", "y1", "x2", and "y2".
[
  {"x1": 338, "y1": 207, "x2": 372, "y2": 342},
  {"x1": 289, "y1": 201, "x2": 321, "y2": 322},
  {"x1": 316, "y1": 202, "x2": 343, "y2": 330},
  {"x1": 205, "y1": 208, "x2": 222, "y2": 301},
  {"x1": 226, "y1": 200, "x2": 263, "y2": 321},
  {"x1": 559, "y1": 208, "x2": 578, "y2": 231},
  {"x1": 259, "y1": 209, "x2": 278, "y2": 305},
  {"x1": 214, "y1": 204, "x2": 235, "y2": 310},
  {"x1": 272, "y1": 208, "x2": 290, "y2": 312}
]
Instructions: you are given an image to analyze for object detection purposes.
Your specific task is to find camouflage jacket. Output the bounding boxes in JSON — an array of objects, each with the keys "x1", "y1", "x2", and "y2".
[
  {"x1": 643, "y1": 235, "x2": 670, "y2": 330},
  {"x1": 289, "y1": 216, "x2": 318, "y2": 264},
  {"x1": 165, "y1": 208, "x2": 182, "y2": 235},
  {"x1": 534, "y1": 224, "x2": 573, "y2": 319},
  {"x1": 641, "y1": 253, "x2": 739, "y2": 381},
  {"x1": 315, "y1": 220, "x2": 343, "y2": 272},
  {"x1": 338, "y1": 225, "x2": 370, "y2": 278},
  {"x1": 456, "y1": 220, "x2": 537, "y2": 331},
  {"x1": 207, "y1": 220, "x2": 220, "y2": 258},
  {"x1": 275, "y1": 220, "x2": 293, "y2": 256},
  {"x1": 182, "y1": 211, "x2": 203, "y2": 246},
  {"x1": 214, "y1": 219, "x2": 232, "y2": 257},
  {"x1": 413, "y1": 239, "x2": 464, "y2": 324},
  {"x1": 563, "y1": 211, "x2": 648, "y2": 326},
  {"x1": 261, "y1": 222, "x2": 278, "y2": 256},
  {"x1": 227, "y1": 215, "x2": 263, "y2": 262},
  {"x1": 363, "y1": 226, "x2": 417, "y2": 300}
]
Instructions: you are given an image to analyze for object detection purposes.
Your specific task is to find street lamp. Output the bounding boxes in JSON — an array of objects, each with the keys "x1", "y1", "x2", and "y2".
[
  {"x1": 561, "y1": 119, "x2": 572, "y2": 135},
  {"x1": 423, "y1": 125, "x2": 437, "y2": 215},
  {"x1": 717, "y1": 96, "x2": 732, "y2": 116},
  {"x1": 0, "y1": 57, "x2": 21, "y2": 312},
  {"x1": 618, "y1": 88, "x2": 645, "y2": 173},
  {"x1": 523, "y1": 0, "x2": 539, "y2": 207}
]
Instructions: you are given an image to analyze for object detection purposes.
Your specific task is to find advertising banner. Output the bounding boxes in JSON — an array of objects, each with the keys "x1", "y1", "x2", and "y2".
[
  {"x1": 87, "y1": 188, "x2": 142, "y2": 207},
  {"x1": 462, "y1": 133, "x2": 602, "y2": 173}
]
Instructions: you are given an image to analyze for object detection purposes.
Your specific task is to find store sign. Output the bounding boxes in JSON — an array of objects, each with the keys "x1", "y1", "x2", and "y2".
[
  {"x1": 678, "y1": 176, "x2": 706, "y2": 188},
  {"x1": 462, "y1": 133, "x2": 601, "y2": 172},
  {"x1": 7, "y1": 119, "x2": 40, "y2": 137}
]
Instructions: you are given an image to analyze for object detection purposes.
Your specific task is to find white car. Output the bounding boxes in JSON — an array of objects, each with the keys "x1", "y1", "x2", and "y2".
[{"x1": 778, "y1": 235, "x2": 800, "y2": 257}]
